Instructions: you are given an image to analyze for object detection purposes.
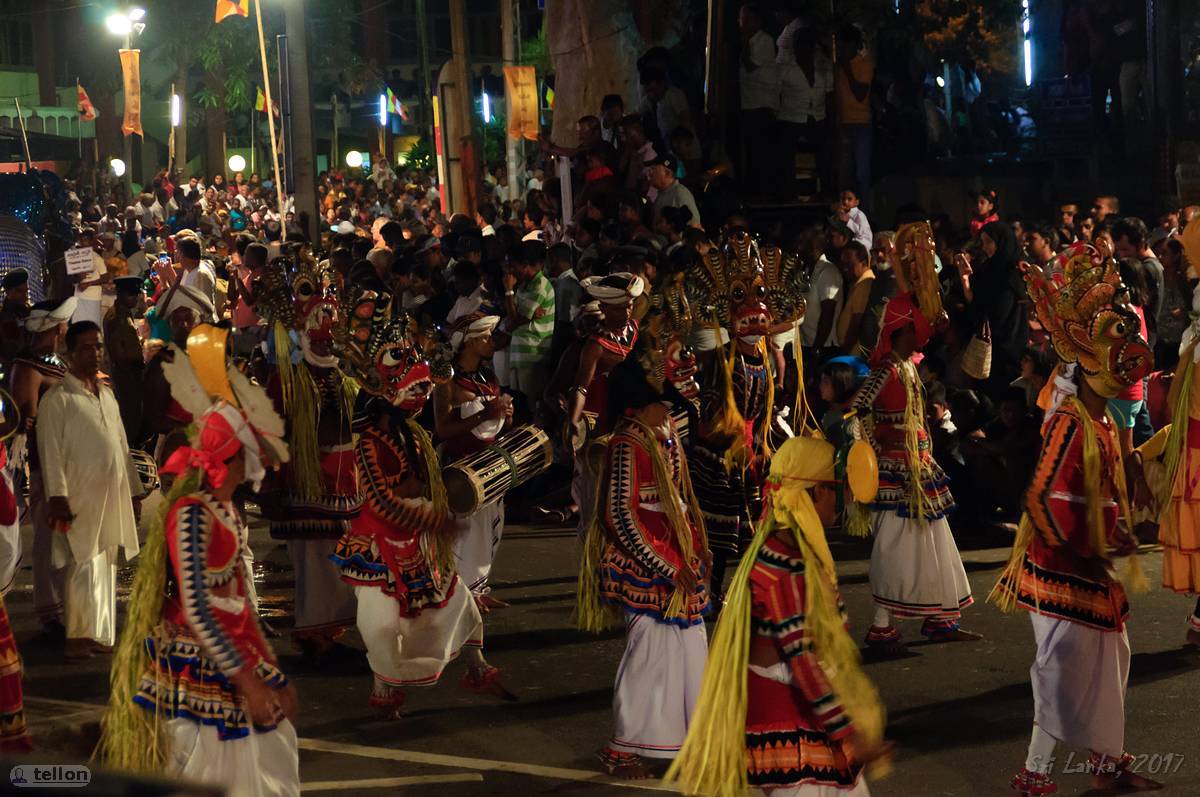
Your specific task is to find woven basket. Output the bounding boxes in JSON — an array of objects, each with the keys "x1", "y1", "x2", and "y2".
[{"x1": 962, "y1": 321, "x2": 992, "y2": 380}]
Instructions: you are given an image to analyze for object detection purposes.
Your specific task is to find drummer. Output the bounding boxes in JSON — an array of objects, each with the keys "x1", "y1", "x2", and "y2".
[
  {"x1": 434, "y1": 313, "x2": 514, "y2": 610},
  {"x1": 545, "y1": 273, "x2": 643, "y2": 536}
]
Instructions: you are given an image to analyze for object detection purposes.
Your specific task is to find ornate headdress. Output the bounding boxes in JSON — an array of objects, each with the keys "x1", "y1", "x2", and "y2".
[
  {"x1": 337, "y1": 286, "x2": 432, "y2": 410},
  {"x1": 1024, "y1": 242, "x2": 1151, "y2": 398},
  {"x1": 894, "y1": 221, "x2": 943, "y2": 323},
  {"x1": 641, "y1": 272, "x2": 699, "y2": 400},
  {"x1": 759, "y1": 246, "x2": 808, "y2": 327},
  {"x1": 686, "y1": 231, "x2": 769, "y2": 338}
]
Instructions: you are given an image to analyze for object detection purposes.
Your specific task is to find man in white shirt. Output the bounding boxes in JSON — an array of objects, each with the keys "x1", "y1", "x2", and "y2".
[
  {"x1": 800, "y1": 251, "x2": 844, "y2": 354},
  {"x1": 638, "y1": 69, "x2": 693, "y2": 145},
  {"x1": 777, "y1": 24, "x2": 834, "y2": 199},
  {"x1": 647, "y1": 154, "x2": 702, "y2": 229},
  {"x1": 38, "y1": 320, "x2": 142, "y2": 659},
  {"x1": 177, "y1": 237, "x2": 217, "y2": 312},
  {"x1": 837, "y1": 188, "x2": 873, "y2": 250},
  {"x1": 738, "y1": 3, "x2": 778, "y2": 197},
  {"x1": 71, "y1": 230, "x2": 109, "y2": 326}
]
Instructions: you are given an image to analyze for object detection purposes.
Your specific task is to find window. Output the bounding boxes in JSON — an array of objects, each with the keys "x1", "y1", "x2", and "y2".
[{"x1": 0, "y1": 1, "x2": 33, "y2": 68}]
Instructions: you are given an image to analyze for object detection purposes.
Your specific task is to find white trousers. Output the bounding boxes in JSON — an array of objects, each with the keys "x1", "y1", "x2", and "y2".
[
  {"x1": 610, "y1": 613, "x2": 707, "y2": 759},
  {"x1": 166, "y1": 717, "x2": 300, "y2": 797},
  {"x1": 288, "y1": 538, "x2": 356, "y2": 635},
  {"x1": 61, "y1": 546, "x2": 116, "y2": 646},
  {"x1": 28, "y1": 472, "x2": 65, "y2": 624},
  {"x1": 453, "y1": 502, "x2": 505, "y2": 594},
  {"x1": 572, "y1": 455, "x2": 598, "y2": 538},
  {"x1": 869, "y1": 511, "x2": 972, "y2": 620},
  {"x1": 1030, "y1": 613, "x2": 1129, "y2": 757},
  {"x1": 354, "y1": 582, "x2": 483, "y2": 687}
]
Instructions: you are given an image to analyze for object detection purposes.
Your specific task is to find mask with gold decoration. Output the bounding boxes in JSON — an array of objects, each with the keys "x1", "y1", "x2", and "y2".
[
  {"x1": 337, "y1": 287, "x2": 433, "y2": 411},
  {"x1": 1024, "y1": 242, "x2": 1152, "y2": 398},
  {"x1": 686, "y1": 231, "x2": 769, "y2": 342}
]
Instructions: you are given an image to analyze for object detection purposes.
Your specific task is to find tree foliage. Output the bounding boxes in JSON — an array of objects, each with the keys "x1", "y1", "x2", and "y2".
[{"x1": 913, "y1": 0, "x2": 1023, "y2": 74}]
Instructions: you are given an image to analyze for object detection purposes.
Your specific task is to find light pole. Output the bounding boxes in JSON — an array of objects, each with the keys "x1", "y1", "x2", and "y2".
[{"x1": 105, "y1": 6, "x2": 146, "y2": 202}]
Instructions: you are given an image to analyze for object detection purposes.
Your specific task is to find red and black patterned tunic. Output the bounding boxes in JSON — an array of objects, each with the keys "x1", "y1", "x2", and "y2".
[
  {"x1": 746, "y1": 533, "x2": 862, "y2": 790},
  {"x1": 1004, "y1": 402, "x2": 1129, "y2": 631},
  {"x1": 851, "y1": 357, "x2": 954, "y2": 520},
  {"x1": 332, "y1": 398, "x2": 459, "y2": 616},
  {"x1": 135, "y1": 495, "x2": 287, "y2": 741},
  {"x1": 598, "y1": 421, "x2": 709, "y2": 626}
]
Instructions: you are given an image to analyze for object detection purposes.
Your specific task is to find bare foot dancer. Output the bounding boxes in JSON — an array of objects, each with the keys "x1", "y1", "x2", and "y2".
[
  {"x1": 1089, "y1": 753, "x2": 1163, "y2": 792},
  {"x1": 367, "y1": 677, "x2": 406, "y2": 719},
  {"x1": 864, "y1": 626, "x2": 906, "y2": 655},
  {"x1": 461, "y1": 664, "x2": 518, "y2": 701},
  {"x1": 64, "y1": 638, "x2": 95, "y2": 661},
  {"x1": 922, "y1": 620, "x2": 983, "y2": 642},
  {"x1": 598, "y1": 748, "x2": 654, "y2": 780},
  {"x1": 479, "y1": 594, "x2": 510, "y2": 610}
]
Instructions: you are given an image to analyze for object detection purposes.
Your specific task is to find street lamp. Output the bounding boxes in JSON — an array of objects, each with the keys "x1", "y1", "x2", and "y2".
[
  {"x1": 170, "y1": 93, "x2": 181, "y2": 127},
  {"x1": 228, "y1": 154, "x2": 247, "y2": 173},
  {"x1": 110, "y1": 158, "x2": 126, "y2": 177},
  {"x1": 345, "y1": 150, "x2": 364, "y2": 169},
  {"x1": 106, "y1": 6, "x2": 147, "y2": 200}
]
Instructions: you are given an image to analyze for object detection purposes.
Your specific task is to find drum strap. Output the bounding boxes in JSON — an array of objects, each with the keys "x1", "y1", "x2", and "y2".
[{"x1": 484, "y1": 442, "x2": 520, "y2": 492}]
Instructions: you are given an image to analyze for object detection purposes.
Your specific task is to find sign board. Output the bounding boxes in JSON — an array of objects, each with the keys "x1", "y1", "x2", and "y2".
[{"x1": 65, "y1": 247, "x2": 96, "y2": 276}]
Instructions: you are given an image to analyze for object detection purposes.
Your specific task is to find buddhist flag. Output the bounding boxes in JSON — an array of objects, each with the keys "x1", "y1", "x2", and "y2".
[
  {"x1": 76, "y1": 82, "x2": 96, "y2": 121},
  {"x1": 386, "y1": 88, "x2": 402, "y2": 115},
  {"x1": 216, "y1": 0, "x2": 249, "y2": 23},
  {"x1": 119, "y1": 49, "x2": 142, "y2": 137},
  {"x1": 255, "y1": 86, "x2": 279, "y2": 116},
  {"x1": 503, "y1": 66, "x2": 539, "y2": 141}
]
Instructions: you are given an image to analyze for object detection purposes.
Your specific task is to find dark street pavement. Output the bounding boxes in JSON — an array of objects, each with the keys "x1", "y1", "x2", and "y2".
[{"x1": 6, "y1": 519, "x2": 1200, "y2": 795}]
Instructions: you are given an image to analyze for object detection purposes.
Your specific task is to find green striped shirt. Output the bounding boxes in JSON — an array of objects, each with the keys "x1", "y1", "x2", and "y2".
[{"x1": 509, "y1": 270, "x2": 555, "y2": 366}]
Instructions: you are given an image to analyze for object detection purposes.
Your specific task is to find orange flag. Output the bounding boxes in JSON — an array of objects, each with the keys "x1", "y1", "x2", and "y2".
[
  {"x1": 216, "y1": 0, "x2": 249, "y2": 23},
  {"x1": 76, "y1": 82, "x2": 96, "y2": 122},
  {"x1": 119, "y1": 49, "x2": 142, "y2": 137}
]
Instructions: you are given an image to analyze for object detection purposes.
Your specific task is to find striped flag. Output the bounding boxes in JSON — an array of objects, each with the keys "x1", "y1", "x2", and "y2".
[{"x1": 216, "y1": 0, "x2": 249, "y2": 23}]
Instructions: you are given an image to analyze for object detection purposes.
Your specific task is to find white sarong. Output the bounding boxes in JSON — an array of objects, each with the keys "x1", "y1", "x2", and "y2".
[
  {"x1": 610, "y1": 612, "x2": 707, "y2": 759},
  {"x1": 868, "y1": 510, "x2": 972, "y2": 619},
  {"x1": 57, "y1": 542, "x2": 115, "y2": 646},
  {"x1": 166, "y1": 717, "x2": 299, "y2": 797},
  {"x1": 453, "y1": 501, "x2": 504, "y2": 594},
  {"x1": 768, "y1": 779, "x2": 871, "y2": 796},
  {"x1": 288, "y1": 538, "x2": 356, "y2": 636},
  {"x1": 355, "y1": 580, "x2": 483, "y2": 686},
  {"x1": 1029, "y1": 612, "x2": 1129, "y2": 756}
]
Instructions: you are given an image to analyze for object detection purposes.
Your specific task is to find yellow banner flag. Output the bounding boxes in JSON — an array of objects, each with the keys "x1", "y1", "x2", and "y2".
[
  {"x1": 216, "y1": 0, "x2": 249, "y2": 23},
  {"x1": 119, "y1": 49, "x2": 142, "y2": 137},
  {"x1": 503, "y1": 66, "x2": 539, "y2": 142}
]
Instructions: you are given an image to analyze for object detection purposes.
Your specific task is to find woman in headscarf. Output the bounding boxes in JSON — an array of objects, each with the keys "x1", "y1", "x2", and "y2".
[{"x1": 956, "y1": 220, "x2": 1029, "y2": 392}]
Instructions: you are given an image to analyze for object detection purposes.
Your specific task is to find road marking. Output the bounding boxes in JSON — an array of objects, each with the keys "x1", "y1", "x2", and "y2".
[
  {"x1": 302, "y1": 774, "x2": 483, "y2": 791},
  {"x1": 23, "y1": 696, "x2": 676, "y2": 792},
  {"x1": 297, "y1": 738, "x2": 677, "y2": 792}
]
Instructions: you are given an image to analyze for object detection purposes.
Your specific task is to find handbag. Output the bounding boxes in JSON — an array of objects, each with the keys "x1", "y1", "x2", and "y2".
[{"x1": 962, "y1": 320, "x2": 992, "y2": 380}]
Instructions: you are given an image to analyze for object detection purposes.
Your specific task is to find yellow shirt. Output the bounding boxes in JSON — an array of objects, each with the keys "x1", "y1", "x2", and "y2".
[
  {"x1": 835, "y1": 54, "x2": 873, "y2": 125},
  {"x1": 836, "y1": 269, "x2": 875, "y2": 355}
]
